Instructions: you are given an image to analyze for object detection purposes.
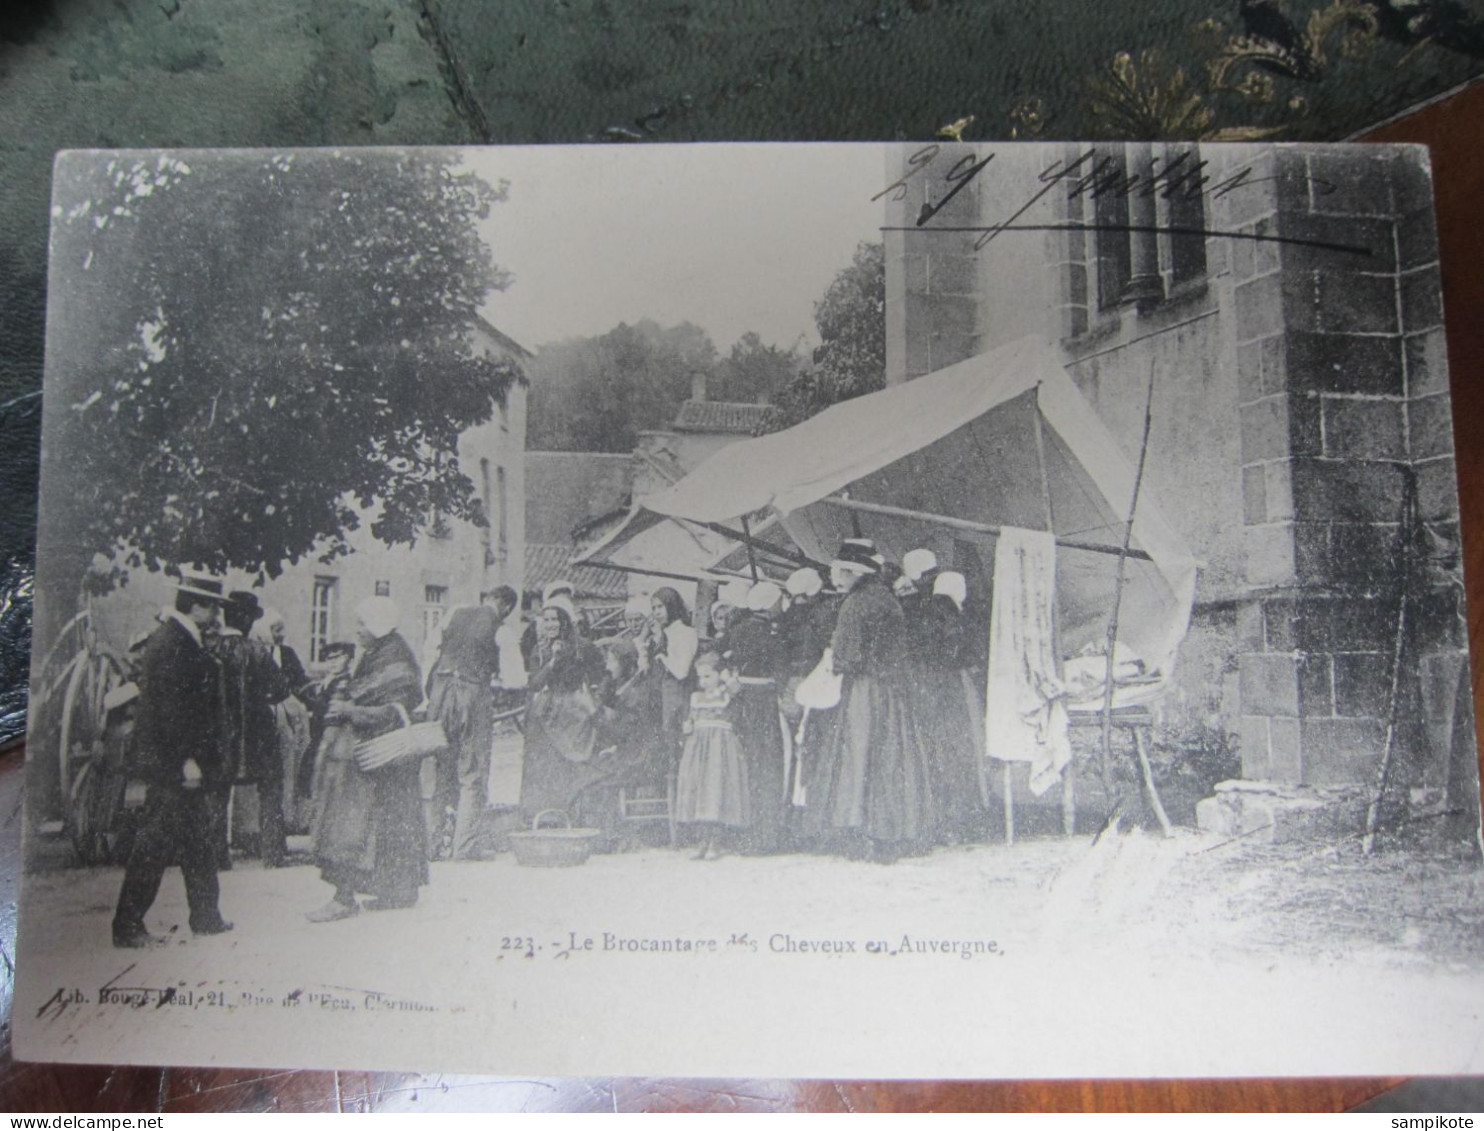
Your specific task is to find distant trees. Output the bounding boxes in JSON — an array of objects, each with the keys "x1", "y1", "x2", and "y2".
[
  {"x1": 526, "y1": 320, "x2": 715, "y2": 451},
  {"x1": 524, "y1": 241, "x2": 885, "y2": 450},
  {"x1": 774, "y1": 241, "x2": 885, "y2": 427},
  {"x1": 527, "y1": 322, "x2": 799, "y2": 451}
]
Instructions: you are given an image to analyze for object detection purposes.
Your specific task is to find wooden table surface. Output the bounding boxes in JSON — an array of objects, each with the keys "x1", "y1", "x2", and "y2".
[{"x1": 0, "y1": 83, "x2": 1480, "y2": 1113}]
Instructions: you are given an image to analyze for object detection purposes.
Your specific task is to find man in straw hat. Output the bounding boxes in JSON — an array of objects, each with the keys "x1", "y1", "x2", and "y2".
[{"x1": 112, "y1": 573, "x2": 235, "y2": 947}]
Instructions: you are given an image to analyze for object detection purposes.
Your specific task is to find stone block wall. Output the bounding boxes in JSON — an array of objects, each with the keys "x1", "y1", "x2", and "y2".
[
  {"x1": 1223, "y1": 145, "x2": 1461, "y2": 787},
  {"x1": 883, "y1": 142, "x2": 1463, "y2": 796},
  {"x1": 883, "y1": 143, "x2": 985, "y2": 385}
]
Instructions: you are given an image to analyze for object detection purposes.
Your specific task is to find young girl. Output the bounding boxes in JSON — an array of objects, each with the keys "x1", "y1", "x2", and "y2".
[{"x1": 674, "y1": 647, "x2": 749, "y2": 860}]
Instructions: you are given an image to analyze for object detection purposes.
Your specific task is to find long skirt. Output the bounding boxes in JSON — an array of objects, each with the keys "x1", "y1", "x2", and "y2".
[
  {"x1": 806, "y1": 673, "x2": 933, "y2": 846},
  {"x1": 916, "y1": 667, "x2": 989, "y2": 842},
  {"x1": 312, "y1": 725, "x2": 429, "y2": 901},
  {"x1": 276, "y1": 698, "x2": 313, "y2": 832},
  {"x1": 520, "y1": 689, "x2": 616, "y2": 822},
  {"x1": 733, "y1": 684, "x2": 787, "y2": 852},
  {"x1": 674, "y1": 723, "x2": 750, "y2": 827}
]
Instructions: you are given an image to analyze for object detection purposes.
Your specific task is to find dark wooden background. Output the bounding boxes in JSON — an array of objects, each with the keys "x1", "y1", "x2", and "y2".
[{"x1": 0, "y1": 64, "x2": 1480, "y2": 1125}]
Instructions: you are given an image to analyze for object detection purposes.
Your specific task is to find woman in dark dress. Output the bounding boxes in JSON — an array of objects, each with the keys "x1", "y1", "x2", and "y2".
[
  {"x1": 295, "y1": 641, "x2": 356, "y2": 806},
  {"x1": 806, "y1": 541, "x2": 934, "y2": 861},
  {"x1": 777, "y1": 568, "x2": 840, "y2": 828},
  {"x1": 906, "y1": 571, "x2": 989, "y2": 844},
  {"x1": 307, "y1": 598, "x2": 428, "y2": 921},
  {"x1": 519, "y1": 600, "x2": 613, "y2": 821},
  {"x1": 726, "y1": 581, "x2": 790, "y2": 854}
]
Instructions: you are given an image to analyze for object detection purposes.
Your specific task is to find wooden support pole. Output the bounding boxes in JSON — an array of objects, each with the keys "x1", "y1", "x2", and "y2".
[
  {"x1": 1003, "y1": 761, "x2": 1015, "y2": 846},
  {"x1": 1134, "y1": 727, "x2": 1174, "y2": 838},
  {"x1": 580, "y1": 560, "x2": 709, "y2": 586},
  {"x1": 1100, "y1": 362, "x2": 1160, "y2": 832},
  {"x1": 816, "y1": 495, "x2": 1154, "y2": 562},
  {"x1": 741, "y1": 513, "x2": 760, "y2": 582},
  {"x1": 1062, "y1": 762, "x2": 1077, "y2": 836},
  {"x1": 1364, "y1": 469, "x2": 1419, "y2": 855},
  {"x1": 1032, "y1": 389, "x2": 1075, "y2": 835},
  {"x1": 697, "y1": 520, "x2": 821, "y2": 570}
]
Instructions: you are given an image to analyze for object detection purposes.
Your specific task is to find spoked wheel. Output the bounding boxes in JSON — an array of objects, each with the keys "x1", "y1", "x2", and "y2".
[
  {"x1": 64, "y1": 757, "x2": 128, "y2": 866},
  {"x1": 57, "y1": 648, "x2": 127, "y2": 841}
]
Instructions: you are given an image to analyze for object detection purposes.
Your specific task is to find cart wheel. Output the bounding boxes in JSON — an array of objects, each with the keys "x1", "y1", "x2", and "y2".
[
  {"x1": 65, "y1": 760, "x2": 106, "y2": 866},
  {"x1": 57, "y1": 649, "x2": 125, "y2": 809}
]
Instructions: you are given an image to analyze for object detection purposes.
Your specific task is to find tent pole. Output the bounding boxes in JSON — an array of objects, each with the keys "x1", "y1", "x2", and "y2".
[
  {"x1": 741, "y1": 514, "x2": 760, "y2": 582},
  {"x1": 578, "y1": 560, "x2": 710, "y2": 586},
  {"x1": 1363, "y1": 469, "x2": 1419, "y2": 855},
  {"x1": 1032, "y1": 388, "x2": 1075, "y2": 837},
  {"x1": 1100, "y1": 362, "x2": 1170, "y2": 835},
  {"x1": 1003, "y1": 762, "x2": 1015, "y2": 846},
  {"x1": 1134, "y1": 726, "x2": 1174, "y2": 837},
  {"x1": 695, "y1": 520, "x2": 822, "y2": 570},
  {"x1": 816, "y1": 495, "x2": 1154, "y2": 562}
]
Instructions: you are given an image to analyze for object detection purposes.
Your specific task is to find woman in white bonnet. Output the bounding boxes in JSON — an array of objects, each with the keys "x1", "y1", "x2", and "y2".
[
  {"x1": 728, "y1": 580, "x2": 788, "y2": 852},
  {"x1": 806, "y1": 540, "x2": 933, "y2": 861},
  {"x1": 909, "y1": 570, "x2": 988, "y2": 844},
  {"x1": 307, "y1": 596, "x2": 428, "y2": 921},
  {"x1": 254, "y1": 606, "x2": 313, "y2": 834},
  {"x1": 932, "y1": 570, "x2": 967, "y2": 610}
]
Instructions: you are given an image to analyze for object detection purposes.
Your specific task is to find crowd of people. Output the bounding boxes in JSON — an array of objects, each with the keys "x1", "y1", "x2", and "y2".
[
  {"x1": 108, "y1": 578, "x2": 529, "y2": 944},
  {"x1": 522, "y1": 537, "x2": 992, "y2": 865},
  {"x1": 110, "y1": 576, "x2": 327, "y2": 947},
  {"x1": 105, "y1": 535, "x2": 994, "y2": 947}
]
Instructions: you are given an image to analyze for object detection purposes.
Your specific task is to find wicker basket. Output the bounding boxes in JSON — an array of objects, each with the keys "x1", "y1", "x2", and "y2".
[{"x1": 509, "y1": 810, "x2": 602, "y2": 868}]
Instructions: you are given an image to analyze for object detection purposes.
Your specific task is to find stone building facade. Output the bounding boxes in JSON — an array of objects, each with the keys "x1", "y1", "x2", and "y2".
[{"x1": 884, "y1": 142, "x2": 1467, "y2": 801}]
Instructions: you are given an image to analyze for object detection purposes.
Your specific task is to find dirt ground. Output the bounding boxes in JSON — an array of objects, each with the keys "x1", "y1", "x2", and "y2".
[
  {"x1": 14, "y1": 817, "x2": 1484, "y2": 1078},
  {"x1": 22, "y1": 816, "x2": 1484, "y2": 971}
]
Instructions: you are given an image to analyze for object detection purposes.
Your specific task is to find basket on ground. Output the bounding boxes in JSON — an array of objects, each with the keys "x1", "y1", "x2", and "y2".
[{"x1": 509, "y1": 809, "x2": 602, "y2": 867}]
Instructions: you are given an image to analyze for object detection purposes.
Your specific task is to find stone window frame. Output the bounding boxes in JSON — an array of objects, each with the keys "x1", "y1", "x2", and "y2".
[
  {"x1": 309, "y1": 575, "x2": 337, "y2": 662},
  {"x1": 1070, "y1": 143, "x2": 1214, "y2": 342}
]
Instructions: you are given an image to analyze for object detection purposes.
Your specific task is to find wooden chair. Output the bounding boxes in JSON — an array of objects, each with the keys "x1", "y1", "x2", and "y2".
[{"x1": 617, "y1": 771, "x2": 676, "y2": 847}]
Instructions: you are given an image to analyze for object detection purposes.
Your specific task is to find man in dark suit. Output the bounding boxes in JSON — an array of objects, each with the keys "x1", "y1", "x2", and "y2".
[
  {"x1": 111, "y1": 574, "x2": 234, "y2": 948},
  {"x1": 214, "y1": 590, "x2": 289, "y2": 866}
]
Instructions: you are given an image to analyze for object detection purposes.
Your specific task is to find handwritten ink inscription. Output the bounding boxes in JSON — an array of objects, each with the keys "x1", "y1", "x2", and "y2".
[{"x1": 876, "y1": 144, "x2": 1367, "y2": 258}]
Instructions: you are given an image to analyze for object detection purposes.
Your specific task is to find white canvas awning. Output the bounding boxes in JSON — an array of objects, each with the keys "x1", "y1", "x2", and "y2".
[{"x1": 581, "y1": 335, "x2": 1198, "y2": 684}]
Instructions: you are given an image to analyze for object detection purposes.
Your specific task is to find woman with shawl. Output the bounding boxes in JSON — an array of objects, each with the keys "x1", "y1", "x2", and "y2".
[
  {"x1": 806, "y1": 540, "x2": 934, "y2": 862},
  {"x1": 906, "y1": 571, "x2": 989, "y2": 844},
  {"x1": 726, "y1": 581, "x2": 789, "y2": 854},
  {"x1": 520, "y1": 598, "x2": 613, "y2": 821},
  {"x1": 307, "y1": 597, "x2": 428, "y2": 921}
]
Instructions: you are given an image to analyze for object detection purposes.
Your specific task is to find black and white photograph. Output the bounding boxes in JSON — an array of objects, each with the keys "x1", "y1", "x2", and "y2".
[{"x1": 15, "y1": 141, "x2": 1484, "y2": 1078}]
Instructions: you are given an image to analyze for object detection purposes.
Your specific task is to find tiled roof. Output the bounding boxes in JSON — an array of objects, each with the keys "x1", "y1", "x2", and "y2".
[
  {"x1": 672, "y1": 399, "x2": 780, "y2": 435},
  {"x1": 525, "y1": 542, "x2": 629, "y2": 601}
]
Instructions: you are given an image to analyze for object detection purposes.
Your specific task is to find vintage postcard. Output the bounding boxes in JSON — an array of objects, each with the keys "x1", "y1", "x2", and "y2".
[{"x1": 17, "y1": 142, "x2": 1483, "y2": 1078}]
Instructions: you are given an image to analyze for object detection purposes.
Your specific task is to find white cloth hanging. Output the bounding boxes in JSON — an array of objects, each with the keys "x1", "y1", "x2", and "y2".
[{"x1": 985, "y1": 527, "x2": 1070, "y2": 796}]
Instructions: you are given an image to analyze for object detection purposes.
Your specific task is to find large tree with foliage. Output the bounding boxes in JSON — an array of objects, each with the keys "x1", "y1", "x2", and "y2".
[
  {"x1": 526, "y1": 319, "x2": 716, "y2": 451},
  {"x1": 40, "y1": 150, "x2": 519, "y2": 600},
  {"x1": 774, "y1": 241, "x2": 885, "y2": 428}
]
